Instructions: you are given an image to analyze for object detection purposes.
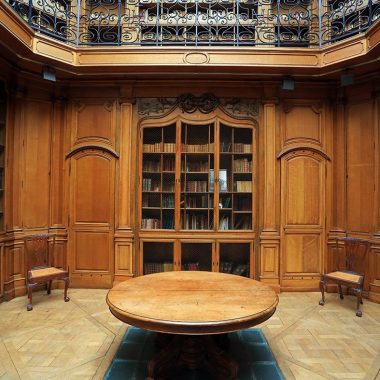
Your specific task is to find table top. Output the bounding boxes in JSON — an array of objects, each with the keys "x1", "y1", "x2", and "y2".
[{"x1": 107, "y1": 271, "x2": 278, "y2": 335}]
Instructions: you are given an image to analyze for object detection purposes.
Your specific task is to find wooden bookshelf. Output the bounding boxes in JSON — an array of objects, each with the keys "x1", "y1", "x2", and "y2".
[{"x1": 139, "y1": 118, "x2": 255, "y2": 277}]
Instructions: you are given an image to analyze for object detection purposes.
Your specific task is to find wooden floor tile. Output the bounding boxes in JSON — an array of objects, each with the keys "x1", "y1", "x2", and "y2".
[{"x1": 0, "y1": 289, "x2": 379, "y2": 379}]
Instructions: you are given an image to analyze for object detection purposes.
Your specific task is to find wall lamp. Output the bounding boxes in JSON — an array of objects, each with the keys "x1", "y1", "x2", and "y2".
[
  {"x1": 42, "y1": 66, "x2": 56, "y2": 82},
  {"x1": 340, "y1": 72, "x2": 354, "y2": 87},
  {"x1": 282, "y1": 76, "x2": 295, "y2": 91}
]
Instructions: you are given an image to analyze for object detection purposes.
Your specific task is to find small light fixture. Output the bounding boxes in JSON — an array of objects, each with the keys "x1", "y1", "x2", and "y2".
[
  {"x1": 282, "y1": 77, "x2": 295, "y2": 91},
  {"x1": 42, "y1": 66, "x2": 56, "y2": 82},
  {"x1": 340, "y1": 72, "x2": 354, "y2": 87}
]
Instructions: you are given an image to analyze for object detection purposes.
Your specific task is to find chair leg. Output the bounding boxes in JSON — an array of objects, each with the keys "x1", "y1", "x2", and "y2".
[
  {"x1": 27, "y1": 284, "x2": 34, "y2": 311},
  {"x1": 47, "y1": 280, "x2": 52, "y2": 295},
  {"x1": 338, "y1": 284, "x2": 344, "y2": 300},
  {"x1": 355, "y1": 289, "x2": 363, "y2": 317},
  {"x1": 319, "y1": 278, "x2": 325, "y2": 306},
  {"x1": 63, "y1": 277, "x2": 70, "y2": 302}
]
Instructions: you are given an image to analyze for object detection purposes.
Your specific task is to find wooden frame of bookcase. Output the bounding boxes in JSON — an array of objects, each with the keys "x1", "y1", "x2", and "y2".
[{"x1": 137, "y1": 108, "x2": 257, "y2": 277}]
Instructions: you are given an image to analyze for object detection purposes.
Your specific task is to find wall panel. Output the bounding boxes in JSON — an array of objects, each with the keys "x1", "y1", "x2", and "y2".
[
  {"x1": 346, "y1": 101, "x2": 375, "y2": 233},
  {"x1": 68, "y1": 150, "x2": 115, "y2": 287},
  {"x1": 22, "y1": 100, "x2": 51, "y2": 228},
  {"x1": 281, "y1": 151, "x2": 325, "y2": 290}
]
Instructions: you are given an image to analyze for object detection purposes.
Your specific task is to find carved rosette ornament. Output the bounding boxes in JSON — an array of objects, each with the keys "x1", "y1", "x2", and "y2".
[{"x1": 137, "y1": 94, "x2": 259, "y2": 120}]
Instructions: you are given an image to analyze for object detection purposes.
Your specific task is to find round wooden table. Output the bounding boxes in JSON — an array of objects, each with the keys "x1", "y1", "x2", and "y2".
[{"x1": 107, "y1": 271, "x2": 278, "y2": 380}]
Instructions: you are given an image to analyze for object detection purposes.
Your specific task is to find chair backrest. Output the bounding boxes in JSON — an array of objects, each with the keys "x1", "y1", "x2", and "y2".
[
  {"x1": 334, "y1": 237, "x2": 370, "y2": 275},
  {"x1": 25, "y1": 234, "x2": 55, "y2": 271}
]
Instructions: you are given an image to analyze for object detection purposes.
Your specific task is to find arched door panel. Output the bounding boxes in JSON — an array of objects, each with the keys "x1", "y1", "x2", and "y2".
[
  {"x1": 280, "y1": 151, "x2": 326, "y2": 290},
  {"x1": 68, "y1": 149, "x2": 115, "y2": 287}
]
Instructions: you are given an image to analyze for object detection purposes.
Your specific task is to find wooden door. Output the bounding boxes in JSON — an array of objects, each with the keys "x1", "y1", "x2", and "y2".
[
  {"x1": 68, "y1": 149, "x2": 115, "y2": 288},
  {"x1": 280, "y1": 150, "x2": 326, "y2": 290}
]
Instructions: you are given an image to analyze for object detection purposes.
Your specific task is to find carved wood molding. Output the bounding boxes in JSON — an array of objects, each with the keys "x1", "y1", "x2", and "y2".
[
  {"x1": 137, "y1": 93, "x2": 259, "y2": 121},
  {"x1": 66, "y1": 144, "x2": 119, "y2": 158},
  {"x1": 277, "y1": 146, "x2": 331, "y2": 160}
]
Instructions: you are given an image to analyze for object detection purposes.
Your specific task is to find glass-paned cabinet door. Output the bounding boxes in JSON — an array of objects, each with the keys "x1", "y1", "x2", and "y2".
[
  {"x1": 142, "y1": 241, "x2": 175, "y2": 274},
  {"x1": 219, "y1": 124, "x2": 253, "y2": 230},
  {"x1": 180, "y1": 123, "x2": 214, "y2": 230},
  {"x1": 219, "y1": 242, "x2": 251, "y2": 277},
  {"x1": 181, "y1": 242, "x2": 212, "y2": 271},
  {"x1": 141, "y1": 124, "x2": 176, "y2": 230}
]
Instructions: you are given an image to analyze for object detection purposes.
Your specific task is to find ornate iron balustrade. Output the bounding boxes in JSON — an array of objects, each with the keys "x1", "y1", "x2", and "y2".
[{"x1": 5, "y1": 0, "x2": 380, "y2": 46}]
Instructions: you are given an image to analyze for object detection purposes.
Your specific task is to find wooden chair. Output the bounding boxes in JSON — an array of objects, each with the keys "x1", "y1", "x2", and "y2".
[
  {"x1": 319, "y1": 237, "x2": 370, "y2": 317},
  {"x1": 25, "y1": 234, "x2": 70, "y2": 311}
]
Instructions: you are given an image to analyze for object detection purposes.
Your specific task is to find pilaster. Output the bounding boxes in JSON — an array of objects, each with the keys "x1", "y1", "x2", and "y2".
[{"x1": 259, "y1": 101, "x2": 280, "y2": 290}]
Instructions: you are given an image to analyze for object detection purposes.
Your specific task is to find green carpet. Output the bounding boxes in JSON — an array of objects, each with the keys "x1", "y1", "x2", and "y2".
[{"x1": 105, "y1": 327, "x2": 284, "y2": 380}]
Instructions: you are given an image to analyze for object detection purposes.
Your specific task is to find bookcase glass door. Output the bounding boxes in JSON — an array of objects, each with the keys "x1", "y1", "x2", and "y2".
[
  {"x1": 0, "y1": 83, "x2": 6, "y2": 231},
  {"x1": 180, "y1": 123, "x2": 214, "y2": 230},
  {"x1": 219, "y1": 124, "x2": 253, "y2": 230},
  {"x1": 142, "y1": 124, "x2": 176, "y2": 230},
  {"x1": 181, "y1": 242, "x2": 212, "y2": 271},
  {"x1": 219, "y1": 242, "x2": 251, "y2": 277},
  {"x1": 142, "y1": 242, "x2": 175, "y2": 274}
]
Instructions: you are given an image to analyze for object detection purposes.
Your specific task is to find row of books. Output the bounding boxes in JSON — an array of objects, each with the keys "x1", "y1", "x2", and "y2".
[
  {"x1": 233, "y1": 158, "x2": 252, "y2": 172},
  {"x1": 163, "y1": 195, "x2": 174, "y2": 208},
  {"x1": 141, "y1": 218, "x2": 160, "y2": 229},
  {"x1": 235, "y1": 181, "x2": 252, "y2": 192},
  {"x1": 184, "y1": 195, "x2": 209, "y2": 208},
  {"x1": 163, "y1": 158, "x2": 175, "y2": 171},
  {"x1": 220, "y1": 142, "x2": 252, "y2": 153},
  {"x1": 234, "y1": 143, "x2": 252, "y2": 153},
  {"x1": 182, "y1": 214, "x2": 212, "y2": 230},
  {"x1": 183, "y1": 180, "x2": 208, "y2": 192},
  {"x1": 143, "y1": 160, "x2": 160, "y2": 172},
  {"x1": 162, "y1": 218, "x2": 174, "y2": 229},
  {"x1": 143, "y1": 142, "x2": 176, "y2": 153},
  {"x1": 142, "y1": 178, "x2": 160, "y2": 191},
  {"x1": 144, "y1": 262, "x2": 174, "y2": 274},
  {"x1": 220, "y1": 262, "x2": 248, "y2": 276},
  {"x1": 143, "y1": 142, "x2": 162, "y2": 152},
  {"x1": 219, "y1": 215, "x2": 230, "y2": 230},
  {"x1": 181, "y1": 161, "x2": 209, "y2": 172},
  {"x1": 182, "y1": 262, "x2": 200, "y2": 271},
  {"x1": 181, "y1": 143, "x2": 214, "y2": 152},
  {"x1": 143, "y1": 142, "x2": 250, "y2": 154}
]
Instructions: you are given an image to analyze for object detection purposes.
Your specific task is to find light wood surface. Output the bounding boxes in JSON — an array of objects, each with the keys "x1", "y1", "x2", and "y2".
[
  {"x1": 107, "y1": 271, "x2": 278, "y2": 335},
  {"x1": 1, "y1": 289, "x2": 380, "y2": 380}
]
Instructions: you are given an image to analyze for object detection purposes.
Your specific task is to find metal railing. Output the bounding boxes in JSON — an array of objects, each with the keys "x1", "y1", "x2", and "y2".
[{"x1": 5, "y1": 0, "x2": 380, "y2": 47}]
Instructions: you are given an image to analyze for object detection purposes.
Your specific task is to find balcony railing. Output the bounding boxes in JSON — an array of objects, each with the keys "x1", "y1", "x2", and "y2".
[{"x1": 5, "y1": 0, "x2": 380, "y2": 47}]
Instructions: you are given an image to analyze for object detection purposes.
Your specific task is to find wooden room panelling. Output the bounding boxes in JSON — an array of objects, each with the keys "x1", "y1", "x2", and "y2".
[
  {"x1": 280, "y1": 151, "x2": 325, "y2": 290},
  {"x1": 3, "y1": 240, "x2": 24, "y2": 299},
  {"x1": 260, "y1": 102, "x2": 280, "y2": 289},
  {"x1": 281, "y1": 103, "x2": 324, "y2": 148},
  {"x1": 70, "y1": 101, "x2": 117, "y2": 148},
  {"x1": 22, "y1": 99, "x2": 52, "y2": 228},
  {"x1": 346, "y1": 101, "x2": 375, "y2": 233},
  {"x1": 68, "y1": 149, "x2": 115, "y2": 288}
]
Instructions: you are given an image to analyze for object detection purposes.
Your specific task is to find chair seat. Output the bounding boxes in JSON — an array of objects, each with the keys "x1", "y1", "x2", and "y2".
[
  {"x1": 324, "y1": 271, "x2": 362, "y2": 284},
  {"x1": 29, "y1": 267, "x2": 68, "y2": 281}
]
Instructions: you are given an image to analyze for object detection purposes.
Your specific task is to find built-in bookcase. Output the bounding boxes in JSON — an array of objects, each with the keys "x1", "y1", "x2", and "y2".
[
  {"x1": 140, "y1": 121, "x2": 254, "y2": 231},
  {"x1": 139, "y1": 117, "x2": 256, "y2": 277}
]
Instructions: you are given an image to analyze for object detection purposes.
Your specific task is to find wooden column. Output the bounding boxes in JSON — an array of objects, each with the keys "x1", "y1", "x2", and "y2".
[
  {"x1": 331, "y1": 97, "x2": 346, "y2": 235},
  {"x1": 114, "y1": 96, "x2": 135, "y2": 284},
  {"x1": 3, "y1": 84, "x2": 25, "y2": 299},
  {"x1": 259, "y1": 101, "x2": 280, "y2": 290},
  {"x1": 49, "y1": 97, "x2": 68, "y2": 270},
  {"x1": 369, "y1": 91, "x2": 380, "y2": 303}
]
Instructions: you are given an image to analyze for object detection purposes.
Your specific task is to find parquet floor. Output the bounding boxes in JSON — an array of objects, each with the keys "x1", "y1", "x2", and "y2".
[{"x1": 0, "y1": 289, "x2": 379, "y2": 380}]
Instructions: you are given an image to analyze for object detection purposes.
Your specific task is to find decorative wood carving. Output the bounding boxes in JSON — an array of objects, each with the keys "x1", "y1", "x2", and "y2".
[
  {"x1": 277, "y1": 146, "x2": 331, "y2": 161},
  {"x1": 66, "y1": 144, "x2": 119, "y2": 159},
  {"x1": 137, "y1": 94, "x2": 259, "y2": 119}
]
